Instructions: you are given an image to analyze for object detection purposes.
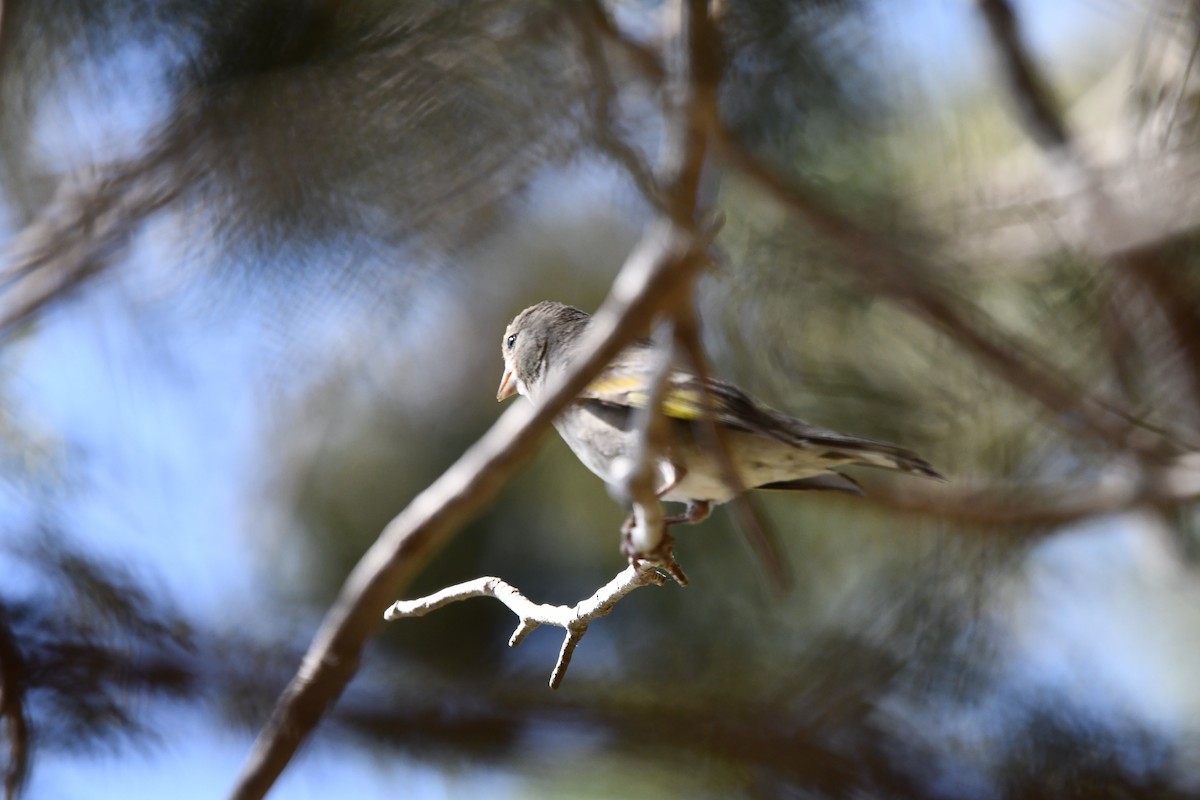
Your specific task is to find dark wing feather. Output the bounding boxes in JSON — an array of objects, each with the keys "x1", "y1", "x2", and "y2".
[
  {"x1": 759, "y1": 473, "x2": 865, "y2": 495},
  {"x1": 580, "y1": 346, "x2": 944, "y2": 481}
]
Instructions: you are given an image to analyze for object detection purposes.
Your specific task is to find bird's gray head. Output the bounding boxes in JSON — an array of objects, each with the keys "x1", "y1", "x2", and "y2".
[{"x1": 497, "y1": 301, "x2": 591, "y2": 402}]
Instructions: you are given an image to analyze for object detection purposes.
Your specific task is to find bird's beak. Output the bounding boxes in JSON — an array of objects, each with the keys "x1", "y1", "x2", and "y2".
[{"x1": 496, "y1": 369, "x2": 517, "y2": 401}]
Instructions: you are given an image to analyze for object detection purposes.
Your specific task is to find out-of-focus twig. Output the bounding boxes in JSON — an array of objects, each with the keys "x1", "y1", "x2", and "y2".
[
  {"x1": 709, "y1": 123, "x2": 1147, "y2": 456},
  {"x1": 1160, "y1": 7, "x2": 1200, "y2": 147},
  {"x1": 1119, "y1": 247, "x2": 1200, "y2": 424},
  {"x1": 976, "y1": 0, "x2": 1070, "y2": 152},
  {"x1": 618, "y1": 320, "x2": 682, "y2": 578},
  {"x1": 864, "y1": 451, "x2": 1200, "y2": 529},
  {"x1": 613, "y1": 0, "x2": 718, "y2": 579},
  {"x1": 977, "y1": 0, "x2": 1200, "y2": 438},
  {"x1": 0, "y1": 607, "x2": 29, "y2": 800},
  {"x1": 658, "y1": 0, "x2": 719, "y2": 224},
  {"x1": 568, "y1": 3, "x2": 664, "y2": 210},
  {"x1": 583, "y1": 0, "x2": 666, "y2": 82},
  {"x1": 0, "y1": 141, "x2": 189, "y2": 337},
  {"x1": 673, "y1": 304, "x2": 790, "y2": 592},
  {"x1": 386, "y1": 565, "x2": 667, "y2": 690}
]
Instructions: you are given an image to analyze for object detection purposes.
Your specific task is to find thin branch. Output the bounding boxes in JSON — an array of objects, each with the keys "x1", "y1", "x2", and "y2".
[
  {"x1": 1119, "y1": 247, "x2": 1200, "y2": 424},
  {"x1": 567, "y1": 3, "x2": 664, "y2": 210},
  {"x1": 618, "y1": 320, "x2": 679, "y2": 567},
  {"x1": 1160, "y1": 6, "x2": 1200, "y2": 147},
  {"x1": 659, "y1": 0, "x2": 719, "y2": 223},
  {"x1": 977, "y1": 0, "x2": 1200, "y2": 434},
  {"x1": 584, "y1": 0, "x2": 666, "y2": 83},
  {"x1": 976, "y1": 0, "x2": 1070, "y2": 152},
  {"x1": 0, "y1": 608, "x2": 29, "y2": 800},
  {"x1": 0, "y1": 142, "x2": 189, "y2": 337},
  {"x1": 709, "y1": 123, "x2": 1147, "y2": 456},
  {"x1": 863, "y1": 453, "x2": 1200, "y2": 529},
  {"x1": 385, "y1": 565, "x2": 668, "y2": 690},
  {"x1": 673, "y1": 304, "x2": 790, "y2": 592},
  {"x1": 613, "y1": 0, "x2": 718, "y2": 578}
]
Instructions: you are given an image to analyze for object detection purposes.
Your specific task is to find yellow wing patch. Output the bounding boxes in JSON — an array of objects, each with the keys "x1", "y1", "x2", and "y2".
[
  {"x1": 659, "y1": 390, "x2": 706, "y2": 420},
  {"x1": 585, "y1": 373, "x2": 644, "y2": 395},
  {"x1": 585, "y1": 373, "x2": 708, "y2": 421}
]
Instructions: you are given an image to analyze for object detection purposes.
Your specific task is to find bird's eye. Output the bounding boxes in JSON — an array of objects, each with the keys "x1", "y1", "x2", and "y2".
[{"x1": 506, "y1": 333, "x2": 517, "y2": 350}]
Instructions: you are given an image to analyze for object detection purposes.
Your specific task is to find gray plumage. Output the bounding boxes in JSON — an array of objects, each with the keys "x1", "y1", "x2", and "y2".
[{"x1": 498, "y1": 301, "x2": 942, "y2": 514}]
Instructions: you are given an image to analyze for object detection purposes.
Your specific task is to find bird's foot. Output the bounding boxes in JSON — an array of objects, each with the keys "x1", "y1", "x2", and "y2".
[
  {"x1": 621, "y1": 515, "x2": 689, "y2": 586},
  {"x1": 663, "y1": 500, "x2": 712, "y2": 527}
]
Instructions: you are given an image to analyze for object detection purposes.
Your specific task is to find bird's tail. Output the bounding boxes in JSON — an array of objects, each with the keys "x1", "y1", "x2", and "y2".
[
  {"x1": 829, "y1": 438, "x2": 945, "y2": 480},
  {"x1": 771, "y1": 414, "x2": 945, "y2": 480}
]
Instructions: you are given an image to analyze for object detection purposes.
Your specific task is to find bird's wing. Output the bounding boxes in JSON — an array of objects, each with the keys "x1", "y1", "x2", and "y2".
[
  {"x1": 579, "y1": 351, "x2": 769, "y2": 429},
  {"x1": 581, "y1": 352, "x2": 944, "y2": 481}
]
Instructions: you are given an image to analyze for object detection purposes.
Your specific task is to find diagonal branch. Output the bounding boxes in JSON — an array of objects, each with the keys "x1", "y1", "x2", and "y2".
[
  {"x1": 228, "y1": 222, "x2": 704, "y2": 800},
  {"x1": 385, "y1": 564, "x2": 668, "y2": 690},
  {"x1": 976, "y1": 0, "x2": 1070, "y2": 152},
  {"x1": 229, "y1": 3, "x2": 721, "y2": 797}
]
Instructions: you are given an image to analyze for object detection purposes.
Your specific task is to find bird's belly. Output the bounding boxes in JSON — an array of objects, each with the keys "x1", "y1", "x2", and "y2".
[
  {"x1": 553, "y1": 405, "x2": 831, "y2": 506},
  {"x1": 662, "y1": 430, "x2": 829, "y2": 504},
  {"x1": 552, "y1": 406, "x2": 639, "y2": 485},
  {"x1": 659, "y1": 470, "x2": 739, "y2": 505}
]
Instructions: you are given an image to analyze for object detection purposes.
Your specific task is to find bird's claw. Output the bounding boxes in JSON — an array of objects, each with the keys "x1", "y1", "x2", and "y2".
[
  {"x1": 663, "y1": 500, "x2": 712, "y2": 527},
  {"x1": 620, "y1": 520, "x2": 688, "y2": 586}
]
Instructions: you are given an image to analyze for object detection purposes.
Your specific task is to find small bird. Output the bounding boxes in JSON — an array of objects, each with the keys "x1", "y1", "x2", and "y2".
[{"x1": 498, "y1": 301, "x2": 943, "y2": 532}]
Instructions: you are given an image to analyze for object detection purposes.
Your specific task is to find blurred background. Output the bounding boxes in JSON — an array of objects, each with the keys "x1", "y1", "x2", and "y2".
[{"x1": 2, "y1": 0, "x2": 1200, "y2": 797}]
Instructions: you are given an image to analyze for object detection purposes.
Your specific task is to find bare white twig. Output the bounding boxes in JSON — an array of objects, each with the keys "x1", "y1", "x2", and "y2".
[{"x1": 385, "y1": 564, "x2": 667, "y2": 689}]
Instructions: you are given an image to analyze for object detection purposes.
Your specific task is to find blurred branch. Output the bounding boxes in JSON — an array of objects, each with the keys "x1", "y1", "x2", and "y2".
[
  {"x1": 658, "y1": 0, "x2": 719, "y2": 223},
  {"x1": 618, "y1": 320, "x2": 681, "y2": 571},
  {"x1": 229, "y1": 3, "x2": 720, "y2": 797},
  {"x1": 386, "y1": 565, "x2": 668, "y2": 690},
  {"x1": 1161, "y1": 7, "x2": 1200, "y2": 146},
  {"x1": 0, "y1": 146, "x2": 187, "y2": 337},
  {"x1": 0, "y1": 608, "x2": 28, "y2": 800},
  {"x1": 866, "y1": 454, "x2": 1200, "y2": 529},
  {"x1": 612, "y1": 0, "x2": 718, "y2": 580},
  {"x1": 978, "y1": 0, "x2": 1200, "y2": 430},
  {"x1": 584, "y1": 0, "x2": 666, "y2": 82},
  {"x1": 708, "y1": 123, "x2": 1149, "y2": 455},
  {"x1": 976, "y1": 0, "x2": 1069, "y2": 152},
  {"x1": 674, "y1": 304, "x2": 790, "y2": 592},
  {"x1": 1119, "y1": 247, "x2": 1200, "y2": 419},
  {"x1": 568, "y1": 3, "x2": 664, "y2": 210}
]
